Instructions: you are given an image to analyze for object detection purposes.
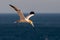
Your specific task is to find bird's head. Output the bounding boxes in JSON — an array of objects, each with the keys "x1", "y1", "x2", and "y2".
[{"x1": 29, "y1": 20, "x2": 34, "y2": 27}]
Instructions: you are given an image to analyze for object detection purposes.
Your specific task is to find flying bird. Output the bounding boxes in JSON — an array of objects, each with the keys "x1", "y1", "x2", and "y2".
[{"x1": 9, "y1": 4, "x2": 35, "y2": 27}]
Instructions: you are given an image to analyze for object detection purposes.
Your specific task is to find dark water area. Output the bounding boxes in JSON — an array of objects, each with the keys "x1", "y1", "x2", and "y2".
[{"x1": 0, "y1": 13, "x2": 60, "y2": 40}]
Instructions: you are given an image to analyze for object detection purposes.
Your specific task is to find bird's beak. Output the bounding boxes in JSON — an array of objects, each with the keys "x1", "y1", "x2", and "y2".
[{"x1": 30, "y1": 22, "x2": 34, "y2": 27}]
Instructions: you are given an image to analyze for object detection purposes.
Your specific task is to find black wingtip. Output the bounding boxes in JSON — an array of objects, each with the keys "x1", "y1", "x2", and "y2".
[
  {"x1": 9, "y1": 4, "x2": 11, "y2": 6},
  {"x1": 9, "y1": 4, "x2": 18, "y2": 11},
  {"x1": 30, "y1": 11, "x2": 35, "y2": 14},
  {"x1": 9, "y1": 4, "x2": 13, "y2": 7}
]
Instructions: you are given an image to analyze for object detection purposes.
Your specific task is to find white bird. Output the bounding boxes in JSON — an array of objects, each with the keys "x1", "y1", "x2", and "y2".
[{"x1": 9, "y1": 4, "x2": 35, "y2": 27}]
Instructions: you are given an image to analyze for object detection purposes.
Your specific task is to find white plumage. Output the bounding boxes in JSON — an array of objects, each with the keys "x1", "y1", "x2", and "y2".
[{"x1": 9, "y1": 4, "x2": 35, "y2": 27}]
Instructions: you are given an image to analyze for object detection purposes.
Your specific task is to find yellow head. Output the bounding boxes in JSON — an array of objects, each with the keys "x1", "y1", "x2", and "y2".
[{"x1": 29, "y1": 20, "x2": 34, "y2": 27}]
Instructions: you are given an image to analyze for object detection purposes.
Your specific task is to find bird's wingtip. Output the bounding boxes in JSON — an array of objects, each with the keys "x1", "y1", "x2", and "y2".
[
  {"x1": 30, "y1": 11, "x2": 35, "y2": 14},
  {"x1": 9, "y1": 4, "x2": 11, "y2": 6},
  {"x1": 9, "y1": 4, "x2": 13, "y2": 6}
]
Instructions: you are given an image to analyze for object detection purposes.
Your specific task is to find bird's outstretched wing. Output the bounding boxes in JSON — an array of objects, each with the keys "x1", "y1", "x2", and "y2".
[
  {"x1": 26, "y1": 14, "x2": 34, "y2": 19},
  {"x1": 9, "y1": 4, "x2": 25, "y2": 20}
]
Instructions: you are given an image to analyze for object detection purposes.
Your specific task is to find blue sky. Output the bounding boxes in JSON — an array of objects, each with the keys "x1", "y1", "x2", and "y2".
[{"x1": 0, "y1": 0, "x2": 60, "y2": 13}]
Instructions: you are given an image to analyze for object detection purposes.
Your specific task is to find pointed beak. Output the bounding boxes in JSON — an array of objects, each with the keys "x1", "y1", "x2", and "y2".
[
  {"x1": 32, "y1": 23, "x2": 34, "y2": 27},
  {"x1": 30, "y1": 22, "x2": 34, "y2": 27}
]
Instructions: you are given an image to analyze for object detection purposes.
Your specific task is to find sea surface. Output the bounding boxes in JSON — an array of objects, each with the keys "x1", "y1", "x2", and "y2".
[{"x1": 0, "y1": 13, "x2": 60, "y2": 40}]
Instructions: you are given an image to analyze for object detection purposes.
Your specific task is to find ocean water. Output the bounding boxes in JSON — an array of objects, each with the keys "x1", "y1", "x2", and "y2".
[{"x1": 0, "y1": 13, "x2": 60, "y2": 40}]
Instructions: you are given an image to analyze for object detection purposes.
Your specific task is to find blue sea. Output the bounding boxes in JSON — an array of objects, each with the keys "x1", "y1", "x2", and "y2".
[{"x1": 0, "y1": 13, "x2": 60, "y2": 40}]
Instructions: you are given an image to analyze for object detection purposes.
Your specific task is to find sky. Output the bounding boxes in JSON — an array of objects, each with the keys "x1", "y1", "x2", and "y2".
[{"x1": 0, "y1": 0, "x2": 60, "y2": 13}]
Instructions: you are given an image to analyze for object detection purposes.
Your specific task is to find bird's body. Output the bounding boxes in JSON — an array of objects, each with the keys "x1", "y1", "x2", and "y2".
[
  {"x1": 9, "y1": 4, "x2": 35, "y2": 27},
  {"x1": 16, "y1": 19, "x2": 32, "y2": 23}
]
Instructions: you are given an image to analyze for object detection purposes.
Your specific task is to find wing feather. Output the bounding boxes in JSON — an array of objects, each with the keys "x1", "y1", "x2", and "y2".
[
  {"x1": 9, "y1": 4, "x2": 25, "y2": 20},
  {"x1": 26, "y1": 14, "x2": 34, "y2": 19}
]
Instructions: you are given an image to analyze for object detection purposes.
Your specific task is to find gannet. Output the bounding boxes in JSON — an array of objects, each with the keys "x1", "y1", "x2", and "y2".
[{"x1": 9, "y1": 4, "x2": 35, "y2": 27}]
